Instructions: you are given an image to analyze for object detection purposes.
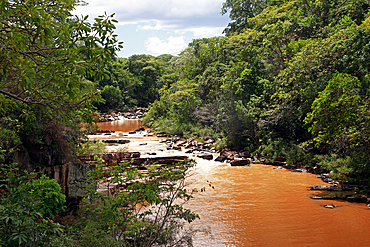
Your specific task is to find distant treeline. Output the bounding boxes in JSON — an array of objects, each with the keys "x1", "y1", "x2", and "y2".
[
  {"x1": 91, "y1": 54, "x2": 176, "y2": 112},
  {"x1": 1, "y1": 0, "x2": 370, "y2": 245},
  {"x1": 95, "y1": 0, "x2": 370, "y2": 184}
]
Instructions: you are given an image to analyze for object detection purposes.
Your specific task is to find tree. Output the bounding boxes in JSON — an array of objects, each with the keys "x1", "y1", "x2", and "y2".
[
  {"x1": 94, "y1": 54, "x2": 177, "y2": 110},
  {"x1": 305, "y1": 73, "x2": 362, "y2": 148},
  {"x1": 98, "y1": 85, "x2": 124, "y2": 112},
  {"x1": 71, "y1": 158, "x2": 199, "y2": 247},
  {"x1": 0, "y1": 0, "x2": 122, "y2": 164},
  {"x1": 0, "y1": 0, "x2": 122, "y2": 245},
  {"x1": 221, "y1": 0, "x2": 270, "y2": 35},
  {"x1": 0, "y1": 0, "x2": 121, "y2": 115},
  {"x1": 144, "y1": 0, "x2": 370, "y2": 183},
  {"x1": 0, "y1": 170, "x2": 67, "y2": 246}
]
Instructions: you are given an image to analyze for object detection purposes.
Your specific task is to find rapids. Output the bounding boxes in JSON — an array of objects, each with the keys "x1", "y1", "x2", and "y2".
[{"x1": 91, "y1": 118, "x2": 370, "y2": 247}]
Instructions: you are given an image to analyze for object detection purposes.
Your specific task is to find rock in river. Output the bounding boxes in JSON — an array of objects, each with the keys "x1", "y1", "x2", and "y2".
[
  {"x1": 215, "y1": 155, "x2": 227, "y2": 162},
  {"x1": 230, "y1": 159, "x2": 250, "y2": 166},
  {"x1": 197, "y1": 153, "x2": 213, "y2": 160}
]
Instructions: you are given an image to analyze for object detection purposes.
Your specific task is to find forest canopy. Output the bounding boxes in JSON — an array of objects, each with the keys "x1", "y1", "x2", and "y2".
[
  {"x1": 89, "y1": 0, "x2": 370, "y2": 184},
  {"x1": 142, "y1": 0, "x2": 370, "y2": 184},
  {"x1": 1, "y1": 0, "x2": 370, "y2": 245},
  {"x1": 0, "y1": 0, "x2": 122, "y2": 165}
]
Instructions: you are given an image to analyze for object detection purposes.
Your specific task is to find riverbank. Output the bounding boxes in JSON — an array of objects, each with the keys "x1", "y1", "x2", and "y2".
[
  {"x1": 90, "y1": 119, "x2": 370, "y2": 206},
  {"x1": 94, "y1": 108, "x2": 150, "y2": 122},
  {"x1": 160, "y1": 135, "x2": 370, "y2": 205},
  {"x1": 89, "y1": 117, "x2": 370, "y2": 246}
]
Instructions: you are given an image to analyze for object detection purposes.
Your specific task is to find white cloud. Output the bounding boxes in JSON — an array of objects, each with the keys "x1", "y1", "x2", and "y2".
[
  {"x1": 137, "y1": 20, "x2": 225, "y2": 38},
  {"x1": 187, "y1": 26, "x2": 226, "y2": 37},
  {"x1": 73, "y1": 0, "x2": 231, "y2": 57},
  {"x1": 74, "y1": 0, "x2": 225, "y2": 20},
  {"x1": 73, "y1": 0, "x2": 228, "y2": 26},
  {"x1": 137, "y1": 21, "x2": 175, "y2": 31},
  {"x1": 145, "y1": 36, "x2": 188, "y2": 55}
]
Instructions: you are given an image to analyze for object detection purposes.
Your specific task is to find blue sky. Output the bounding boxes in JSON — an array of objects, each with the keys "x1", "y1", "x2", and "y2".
[{"x1": 73, "y1": 0, "x2": 231, "y2": 58}]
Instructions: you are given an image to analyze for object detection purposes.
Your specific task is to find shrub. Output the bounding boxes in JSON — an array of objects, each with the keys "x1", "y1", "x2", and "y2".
[
  {"x1": 75, "y1": 141, "x2": 107, "y2": 156},
  {"x1": 0, "y1": 169, "x2": 67, "y2": 246},
  {"x1": 78, "y1": 159, "x2": 200, "y2": 246}
]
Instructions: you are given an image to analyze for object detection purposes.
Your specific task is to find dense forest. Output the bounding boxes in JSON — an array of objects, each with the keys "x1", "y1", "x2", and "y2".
[
  {"x1": 93, "y1": 54, "x2": 176, "y2": 111},
  {"x1": 97, "y1": 0, "x2": 370, "y2": 185},
  {"x1": 1, "y1": 0, "x2": 370, "y2": 245}
]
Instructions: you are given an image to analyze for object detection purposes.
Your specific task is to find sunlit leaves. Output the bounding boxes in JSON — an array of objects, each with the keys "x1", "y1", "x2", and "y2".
[
  {"x1": 85, "y1": 159, "x2": 198, "y2": 246},
  {"x1": 305, "y1": 73, "x2": 361, "y2": 145},
  {"x1": 0, "y1": 0, "x2": 122, "y2": 120},
  {"x1": 0, "y1": 171, "x2": 67, "y2": 246}
]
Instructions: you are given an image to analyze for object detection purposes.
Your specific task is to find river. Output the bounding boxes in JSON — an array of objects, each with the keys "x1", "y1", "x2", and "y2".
[{"x1": 93, "y1": 118, "x2": 370, "y2": 247}]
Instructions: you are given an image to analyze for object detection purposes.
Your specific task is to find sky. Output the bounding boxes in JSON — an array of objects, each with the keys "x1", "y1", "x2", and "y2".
[{"x1": 73, "y1": 0, "x2": 231, "y2": 58}]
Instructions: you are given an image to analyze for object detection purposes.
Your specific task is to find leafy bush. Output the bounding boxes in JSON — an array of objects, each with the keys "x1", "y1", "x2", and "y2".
[
  {"x1": 0, "y1": 169, "x2": 67, "y2": 246},
  {"x1": 75, "y1": 158, "x2": 200, "y2": 246},
  {"x1": 27, "y1": 175, "x2": 66, "y2": 217},
  {"x1": 317, "y1": 155, "x2": 355, "y2": 181},
  {"x1": 75, "y1": 141, "x2": 107, "y2": 156},
  {"x1": 65, "y1": 200, "x2": 121, "y2": 247},
  {"x1": 98, "y1": 85, "x2": 124, "y2": 112},
  {"x1": 260, "y1": 138, "x2": 289, "y2": 161}
]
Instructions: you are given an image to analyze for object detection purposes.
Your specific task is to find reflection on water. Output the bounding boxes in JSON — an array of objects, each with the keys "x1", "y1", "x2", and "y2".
[
  {"x1": 97, "y1": 119, "x2": 142, "y2": 132},
  {"x1": 98, "y1": 119, "x2": 370, "y2": 247}
]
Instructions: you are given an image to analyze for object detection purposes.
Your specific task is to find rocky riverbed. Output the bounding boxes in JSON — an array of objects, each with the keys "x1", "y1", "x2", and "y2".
[
  {"x1": 88, "y1": 123, "x2": 370, "y2": 207},
  {"x1": 93, "y1": 108, "x2": 150, "y2": 122}
]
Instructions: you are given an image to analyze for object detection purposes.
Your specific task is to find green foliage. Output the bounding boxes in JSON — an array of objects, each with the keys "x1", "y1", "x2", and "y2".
[
  {"x1": 316, "y1": 155, "x2": 356, "y2": 181},
  {"x1": 99, "y1": 85, "x2": 124, "y2": 112},
  {"x1": 0, "y1": 169, "x2": 67, "y2": 246},
  {"x1": 75, "y1": 141, "x2": 108, "y2": 156},
  {"x1": 27, "y1": 175, "x2": 66, "y2": 217},
  {"x1": 0, "y1": 0, "x2": 122, "y2": 166},
  {"x1": 66, "y1": 200, "x2": 122, "y2": 246},
  {"x1": 143, "y1": 0, "x2": 370, "y2": 184},
  {"x1": 0, "y1": 0, "x2": 121, "y2": 119},
  {"x1": 93, "y1": 54, "x2": 177, "y2": 110},
  {"x1": 143, "y1": 82, "x2": 202, "y2": 136},
  {"x1": 0, "y1": 129, "x2": 21, "y2": 148},
  {"x1": 305, "y1": 73, "x2": 361, "y2": 146},
  {"x1": 260, "y1": 138, "x2": 289, "y2": 161},
  {"x1": 72, "y1": 158, "x2": 199, "y2": 246},
  {"x1": 0, "y1": 0, "x2": 124, "y2": 245},
  {"x1": 221, "y1": 0, "x2": 273, "y2": 35}
]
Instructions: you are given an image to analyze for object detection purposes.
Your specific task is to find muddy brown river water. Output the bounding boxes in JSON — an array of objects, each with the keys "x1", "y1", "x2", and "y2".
[{"x1": 95, "y1": 118, "x2": 370, "y2": 247}]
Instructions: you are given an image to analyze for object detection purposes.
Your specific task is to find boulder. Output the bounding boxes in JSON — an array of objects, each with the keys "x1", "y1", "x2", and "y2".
[
  {"x1": 230, "y1": 159, "x2": 250, "y2": 166},
  {"x1": 307, "y1": 186, "x2": 346, "y2": 191},
  {"x1": 291, "y1": 168, "x2": 307, "y2": 173},
  {"x1": 238, "y1": 151, "x2": 250, "y2": 158},
  {"x1": 176, "y1": 141, "x2": 187, "y2": 147},
  {"x1": 197, "y1": 153, "x2": 213, "y2": 160},
  {"x1": 172, "y1": 145, "x2": 182, "y2": 150},
  {"x1": 322, "y1": 205, "x2": 342, "y2": 209},
  {"x1": 276, "y1": 156, "x2": 286, "y2": 162},
  {"x1": 102, "y1": 139, "x2": 130, "y2": 144},
  {"x1": 215, "y1": 155, "x2": 227, "y2": 162},
  {"x1": 227, "y1": 154, "x2": 234, "y2": 160},
  {"x1": 322, "y1": 178, "x2": 335, "y2": 184},
  {"x1": 143, "y1": 156, "x2": 188, "y2": 165},
  {"x1": 311, "y1": 196, "x2": 347, "y2": 200},
  {"x1": 206, "y1": 139, "x2": 214, "y2": 144},
  {"x1": 347, "y1": 195, "x2": 368, "y2": 203}
]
